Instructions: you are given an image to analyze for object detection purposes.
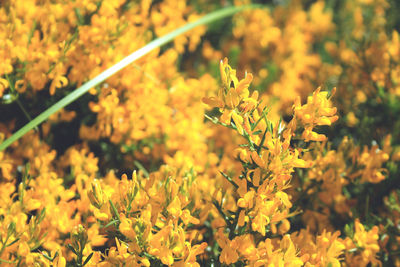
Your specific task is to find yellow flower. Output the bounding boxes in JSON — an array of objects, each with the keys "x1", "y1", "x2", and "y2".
[
  {"x1": 87, "y1": 179, "x2": 105, "y2": 209},
  {"x1": 293, "y1": 87, "x2": 338, "y2": 142},
  {"x1": 0, "y1": 78, "x2": 9, "y2": 98},
  {"x1": 216, "y1": 229, "x2": 239, "y2": 265},
  {"x1": 0, "y1": 150, "x2": 13, "y2": 181},
  {"x1": 119, "y1": 216, "x2": 136, "y2": 241},
  {"x1": 167, "y1": 196, "x2": 182, "y2": 218},
  {"x1": 18, "y1": 241, "x2": 30, "y2": 257},
  {"x1": 281, "y1": 234, "x2": 304, "y2": 266},
  {"x1": 202, "y1": 58, "x2": 255, "y2": 135},
  {"x1": 49, "y1": 75, "x2": 68, "y2": 95},
  {"x1": 345, "y1": 219, "x2": 381, "y2": 266}
]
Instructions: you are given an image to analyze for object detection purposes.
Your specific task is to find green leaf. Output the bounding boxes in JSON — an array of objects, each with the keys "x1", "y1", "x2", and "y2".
[
  {"x1": 102, "y1": 219, "x2": 119, "y2": 229},
  {"x1": 5, "y1": 238, "x2": 20, "y2": 248},
  {"x1": 220, "y1": 171, "x2": 239, "y2": 189},
  {"x1": 41, "y1": 252, "x2": 53, "y2": 261},
  {"x1": 67, "y1": 244, "x2": 77, "y2": 255},
  {"x1": 109, "y1": 199, "x2": 120, "y2": 222},
  {"x1": 82, "y1": 252, "x2": 94, "y2": 266}
]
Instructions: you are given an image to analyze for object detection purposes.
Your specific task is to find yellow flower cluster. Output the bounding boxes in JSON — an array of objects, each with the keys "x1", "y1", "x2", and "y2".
[
  {"x1": 1, "y1": 0, "x2": 400, "y2": 266},
  {"x1": 231, "y1": 0, "x2": 338, "y2": 113},
  {"x1": 293, "y1": 87, "x2": 338, "y2": 142},
  {"x1": 344, "y1": 219, "x2": 381, "y2": 267},
  {"x1": 203, "y1": 59, "x2": 343, "y2": 266}
]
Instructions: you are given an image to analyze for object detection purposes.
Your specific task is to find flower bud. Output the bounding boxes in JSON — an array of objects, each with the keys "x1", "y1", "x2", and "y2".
[{"x1": 87, "y1": 179, "x2": 104, "y2": 209}]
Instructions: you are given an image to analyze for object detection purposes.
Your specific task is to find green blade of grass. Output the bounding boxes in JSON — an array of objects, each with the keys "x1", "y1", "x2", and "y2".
[{"x1": 0, "y1": 4, "x2": 263, "y2": 151}]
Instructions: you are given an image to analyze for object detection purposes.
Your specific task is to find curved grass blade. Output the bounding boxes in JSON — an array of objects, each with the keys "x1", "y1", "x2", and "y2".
[{"x1": 0, "y1": 4, "x2": 263, "y2": 151}]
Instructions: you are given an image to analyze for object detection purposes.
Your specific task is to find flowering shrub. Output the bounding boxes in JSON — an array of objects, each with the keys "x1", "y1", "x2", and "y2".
[{"x1": 1, "y1": 0, "x2": 400, "y2": 266}]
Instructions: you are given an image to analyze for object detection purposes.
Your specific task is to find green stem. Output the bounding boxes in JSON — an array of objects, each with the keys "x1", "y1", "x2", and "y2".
[
  {"x1": 15, "y1": 99, "x2": 34, "y2": 126},
  {"x1": 0, "y1": 4, "x2": 263, "y2": 151},
  {"x1": 134, "y1": 160, "x2": 149, "y2": 178},
  {"x1": 0, "y1": 258, "x2": 17, "y2": 264},
  {"x1": 4, "y1": 74, "x2": 37, "y2": 131}
]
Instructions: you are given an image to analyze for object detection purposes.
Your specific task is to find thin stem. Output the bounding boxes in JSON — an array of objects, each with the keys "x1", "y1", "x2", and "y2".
[
  {"x1": 4, "y1": 74, "x2": 37, "y2": 132},
  {"x1": 134, "y1": 160, "x2": 149, "y2": 178},
  {"x1": 15, "y1": 99, "x2": 38, "y2": 131},
  {"x1": 220, "y1": 171, "x2": 239, "y2": 189},
  {"x1": 109, "y1": 199, "x2": 121, "y2": 222},
  {"x1": 0, "y1": 4, "x2": 264, "y2": 151}
]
